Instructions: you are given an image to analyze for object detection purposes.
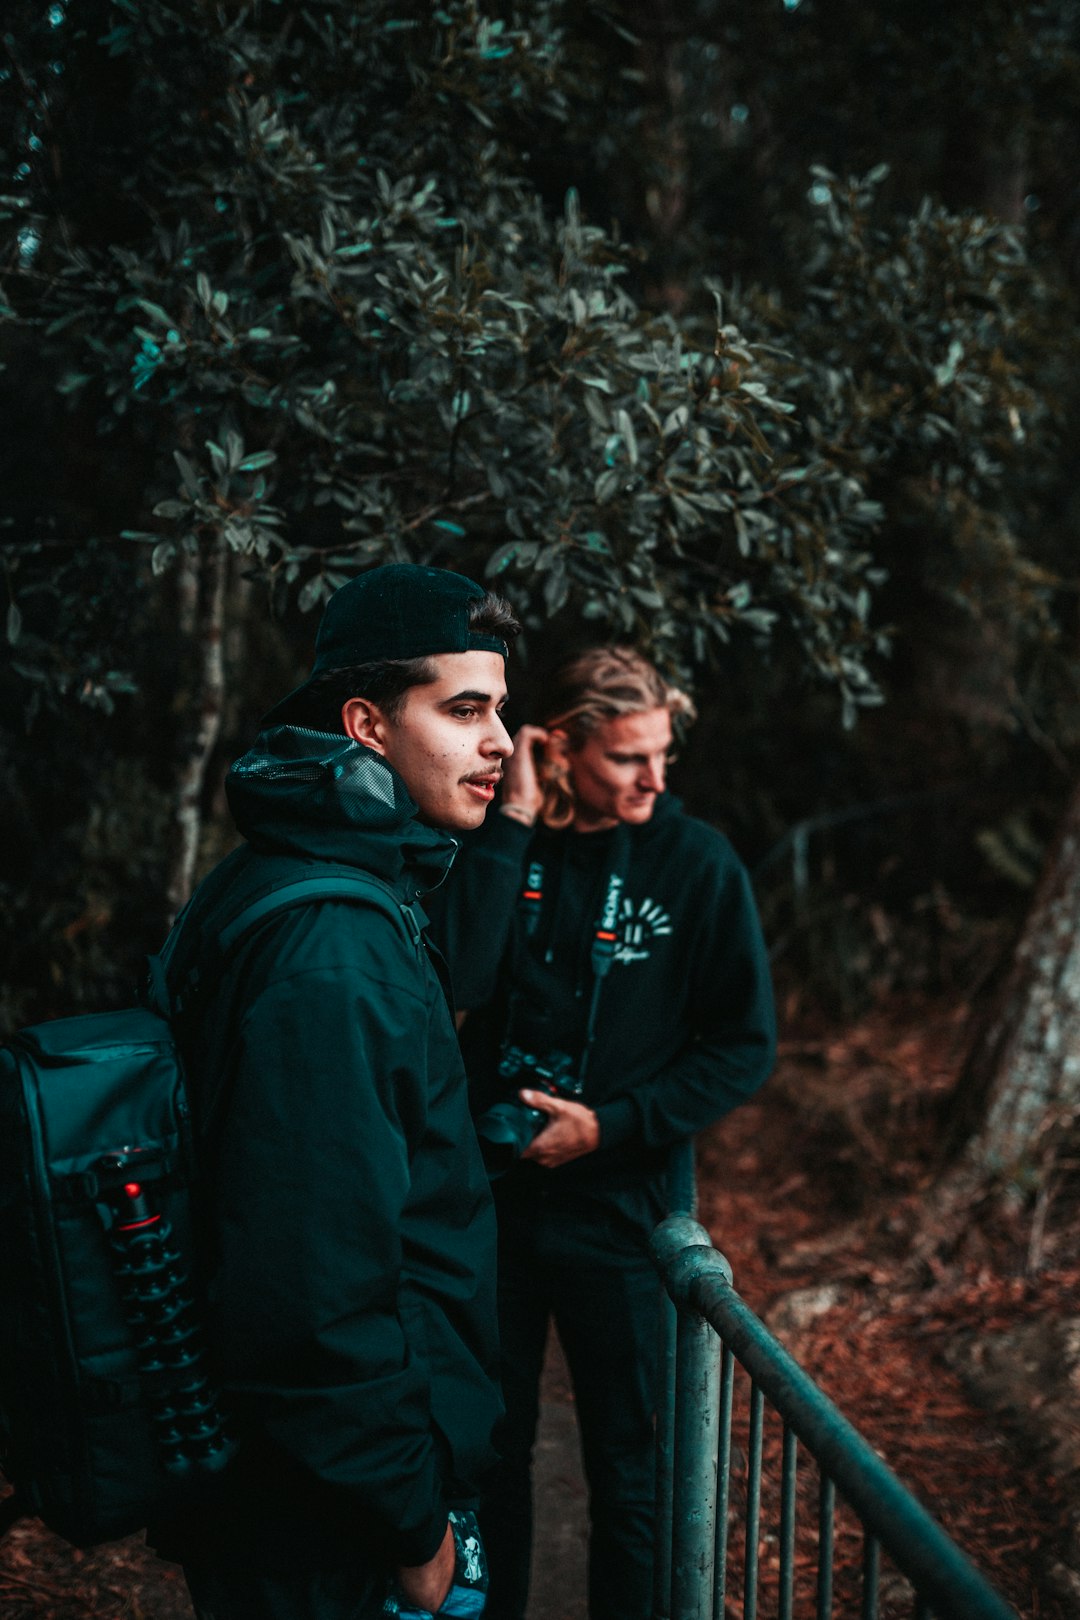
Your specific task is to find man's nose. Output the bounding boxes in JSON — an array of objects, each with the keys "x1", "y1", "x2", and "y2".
[
  {"x1": 486, "y1": 713, "x2": 514, "y2": 757},
  {"x1": 642, "y1": 757, "x2": 665, "y2": 793}
]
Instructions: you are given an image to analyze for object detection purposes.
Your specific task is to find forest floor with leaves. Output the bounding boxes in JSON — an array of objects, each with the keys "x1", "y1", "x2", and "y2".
[
  {"x1": 2, "y1": 995, "x2": 1079, "y2": 1618},
  {"x1": 694, "y1": 994, "x2": 1080, "y2": 1619}
]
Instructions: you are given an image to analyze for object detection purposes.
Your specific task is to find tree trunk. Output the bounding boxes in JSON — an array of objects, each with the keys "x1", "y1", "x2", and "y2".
[
  {"x1": 947, "y1": 776, "x2": 1080, "y2": 1177},
  {"x1": 166, "y1": 538, "x2": 228, "y2": 918}
]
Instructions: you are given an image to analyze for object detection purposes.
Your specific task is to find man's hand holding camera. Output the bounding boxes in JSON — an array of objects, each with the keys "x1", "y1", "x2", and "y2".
[{"x1": 518, "y1": 1090, "x2": 600, "y2": 1167}]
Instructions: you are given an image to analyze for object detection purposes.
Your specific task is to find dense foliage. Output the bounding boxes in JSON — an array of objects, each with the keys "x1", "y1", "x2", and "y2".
[
  {"x1": 2, "y1": 2, "x2": 894, "y2": 697},
  {"x1": 2, "y1": 0, "x2": 1078, "y2": 1024}
]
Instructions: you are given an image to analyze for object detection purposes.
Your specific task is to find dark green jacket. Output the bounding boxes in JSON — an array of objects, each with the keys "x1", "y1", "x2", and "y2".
[{"x1": 166, "y1": 726, "x2": 500, "y2": 1568}]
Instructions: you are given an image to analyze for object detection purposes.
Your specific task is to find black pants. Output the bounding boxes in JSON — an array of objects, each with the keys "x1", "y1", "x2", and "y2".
[
  {"x1": 182, "y1": 1546, "x2": 385, "y2": 1620},
  {"x1": 483, "y1": 1199, "x2": 660, "y2": 1620}
]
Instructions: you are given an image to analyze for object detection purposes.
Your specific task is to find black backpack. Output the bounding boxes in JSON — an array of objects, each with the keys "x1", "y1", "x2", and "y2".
[{"x1": 0, "y1": 864, "x2": 416, "y2": 1548}]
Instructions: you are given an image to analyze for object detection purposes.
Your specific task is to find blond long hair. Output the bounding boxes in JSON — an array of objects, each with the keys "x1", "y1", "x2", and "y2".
[{"x1": 538, "y1": 647, "x2": 696, "y2": 829}]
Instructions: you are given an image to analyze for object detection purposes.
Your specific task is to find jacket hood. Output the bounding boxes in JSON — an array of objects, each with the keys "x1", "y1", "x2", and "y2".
[{"x1": 226, "y1": 725, "x2": 458, "y2": 892}]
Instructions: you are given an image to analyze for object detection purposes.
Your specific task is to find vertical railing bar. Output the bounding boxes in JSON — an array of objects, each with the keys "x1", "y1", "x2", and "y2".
[
  {"x1": 671, "y1": 1306, "x2": 722, "y2": 1620},
  {"x1": 744, "y1": 1382, "x2": 764, "y2": 1620},
  {"x1": 654, "y1": 1290, "x2": 678, "y2": 1620},
  {"x1": 778, "y1": 1424, "x2": 797, "y2": 1620},
  {"x1": 713, "y1": 1346, "x2": 735, "y2": 1620},
  {"x1": 817, "y1": 1473, "x2": 835, "y2": 1620},
  {"x1": 862, "y1": 1532, "x2": 880, "y2": 1620}
]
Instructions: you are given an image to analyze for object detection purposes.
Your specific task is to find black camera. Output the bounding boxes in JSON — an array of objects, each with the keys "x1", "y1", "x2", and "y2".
[{"x1": 474, "y1": 1047, "x2": 582, "y2": 1178}]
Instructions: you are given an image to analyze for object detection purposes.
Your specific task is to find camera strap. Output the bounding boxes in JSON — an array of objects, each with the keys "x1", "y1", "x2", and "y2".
[
  {"x1": 520, "y1": 859, "x2": 545, "y2": 938},
  {"x1": 505, "y1": 822, "x2": 632, "y2": 1089},
  {"x1": 579, "y1": 823, "x2": 631, "y2": 1084}
]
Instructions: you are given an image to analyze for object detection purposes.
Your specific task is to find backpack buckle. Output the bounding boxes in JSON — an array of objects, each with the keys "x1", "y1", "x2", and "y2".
[{"x1": 400, "y1": 903, "x2": 423, "y2": 947}]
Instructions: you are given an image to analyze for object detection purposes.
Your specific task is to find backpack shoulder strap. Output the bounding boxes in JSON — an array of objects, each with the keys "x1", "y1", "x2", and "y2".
[
  {"x1": 156, "y1": 862, "x2": 425, "y2": 1019},
  {"x1": 217, "y1": 869, "x2": 422, "y2": 956}
]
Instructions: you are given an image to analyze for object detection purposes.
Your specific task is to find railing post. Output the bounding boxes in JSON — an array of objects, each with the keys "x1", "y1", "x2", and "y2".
[
  {"x1": 652, "y1": 1217, "x2": 733, "y2": 1620},
  {"x1": 654, "y1": 1143, "x2": 698, "y2": 1620},
  {"x1": 666, "y1": 1137, "x2": 698, "y2": 1217},
  {"x1": 672, "y1": 1298, "x2": 721, "y2": 1620},
  {"x1": 653, "y1": 1289, "x2": 678, "y2": 1620}
]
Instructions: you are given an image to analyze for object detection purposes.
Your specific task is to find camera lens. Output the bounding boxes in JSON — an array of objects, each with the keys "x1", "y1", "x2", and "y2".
[{"x1": 474, "y1": 1100, "x2": 545, "y2": 1179}]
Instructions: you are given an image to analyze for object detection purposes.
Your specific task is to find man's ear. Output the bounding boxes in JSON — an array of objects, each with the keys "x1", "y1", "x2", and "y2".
[{"x1": 341, "y1": 697, "x2": 388, "y2": 755}]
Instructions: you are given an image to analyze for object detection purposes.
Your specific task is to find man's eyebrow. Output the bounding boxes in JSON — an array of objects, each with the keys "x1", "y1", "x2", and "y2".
[{"x1": 441, "y1": 688, "x2": 498, "y2": 704}]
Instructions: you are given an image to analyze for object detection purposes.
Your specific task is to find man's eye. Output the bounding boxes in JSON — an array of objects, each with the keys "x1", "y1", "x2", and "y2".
[{"x1": 452, "y1": 706, "x2": 478, "y2": 719}]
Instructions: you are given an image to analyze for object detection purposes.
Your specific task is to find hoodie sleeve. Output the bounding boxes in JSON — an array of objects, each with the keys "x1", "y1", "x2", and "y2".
[
  {"x1": 592, "y1": 851, "x2": 777, "y2": 1151},
  {"x1": 427, "y1": 811, "x2": 534, "y2": 1009},
  {"x1": 210, "y1": 916, "x2": 453, "y2": 1567}
]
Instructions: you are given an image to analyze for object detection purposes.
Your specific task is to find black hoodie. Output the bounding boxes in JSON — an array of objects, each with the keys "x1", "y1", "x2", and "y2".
[{"x1": 429, "y1": 794, "x2": 776, "y2": 1227}]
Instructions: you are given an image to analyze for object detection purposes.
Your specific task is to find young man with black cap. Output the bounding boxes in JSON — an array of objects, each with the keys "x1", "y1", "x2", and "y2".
[{"x1": 154, "y1": 563, "x2": 519, "y2": 1620}]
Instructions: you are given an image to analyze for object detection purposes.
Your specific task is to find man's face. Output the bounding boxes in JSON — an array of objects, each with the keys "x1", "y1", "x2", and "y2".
[
  {"x1": 347, "y1": 650, "x2": 513, "y2": 831},
  {"x1": 564, "y1": 706, "x2": 673, "y2": 832}
]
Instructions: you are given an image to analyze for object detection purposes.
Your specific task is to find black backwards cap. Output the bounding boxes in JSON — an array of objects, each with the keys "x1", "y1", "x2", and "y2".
[{"x1": 263, "y1": 562, "x2": 507, "y2": 727}]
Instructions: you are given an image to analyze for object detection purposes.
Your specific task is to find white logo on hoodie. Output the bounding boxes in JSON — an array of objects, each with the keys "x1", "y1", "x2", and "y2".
[{"x1": 613, "y1": 895, "x2": 673, "y2": 964}]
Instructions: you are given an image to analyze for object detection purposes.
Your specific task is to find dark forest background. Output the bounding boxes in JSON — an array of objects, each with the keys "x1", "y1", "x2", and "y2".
[{"x1": 3, "y1": 0, "x2": 1080, "y2": 1186}]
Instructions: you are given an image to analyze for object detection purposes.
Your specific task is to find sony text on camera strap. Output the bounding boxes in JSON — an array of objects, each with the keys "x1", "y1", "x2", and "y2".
[{"x1": 507, "y1": 822, "x2": 632, "y2": 1090}]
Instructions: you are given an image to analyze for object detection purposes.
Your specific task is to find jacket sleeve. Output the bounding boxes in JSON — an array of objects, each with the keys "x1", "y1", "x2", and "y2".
[
  {"x1": 428, "y1": 811, "x2": 533, "y2": 1009},
  {"x1": 211, "y1": 920, "x2": 452, "y2": 1566},
  {"x1": 592, "y1": 854, "x2": 777, "y2": 1151}
]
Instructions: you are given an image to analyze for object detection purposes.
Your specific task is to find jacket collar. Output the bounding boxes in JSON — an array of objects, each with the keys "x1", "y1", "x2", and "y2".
[{"x1": 226, "y1": 725, "x2": 458, "y2": 894}]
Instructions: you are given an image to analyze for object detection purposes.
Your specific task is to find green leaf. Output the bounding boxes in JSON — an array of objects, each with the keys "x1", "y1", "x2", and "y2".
[
  {"x1": 543, "y1": 565, "x2": 570, "y2": 616},
  {"x1": 934, "y1": 339, "x2": 964, "y2": 388},
  {"x1": 487, "y1": 540, "x2": 522, "y2": 574},
  {"x1": 136, "y1": 299, "x2": 173, "y2": 328},
  {"x1": 173, "y1": 452, "x2": 201, "y2": 499},
  {"x1": 298, "y1": 575, "x2": 328, "y2": 613},
  {"x1": 616, "y1": 408, "x2": 639, "y2": 467}
]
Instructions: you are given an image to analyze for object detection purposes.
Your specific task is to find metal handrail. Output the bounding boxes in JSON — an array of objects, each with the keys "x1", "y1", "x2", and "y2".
[{"x1": 651, "y1": 1214, "x2": 1017, "y2": 1620}]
